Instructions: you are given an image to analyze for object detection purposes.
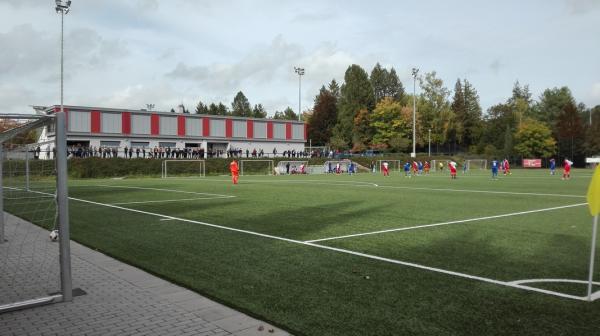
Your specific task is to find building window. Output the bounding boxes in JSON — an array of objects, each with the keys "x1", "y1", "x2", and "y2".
[
  {"x1": 101, "y1": 112, "x2": 121, "y2": 133},
  {"x1": 159, "y1": 142, "x2": 176, "y2": 148},
  {"x1": 131, "y1": 142, "x2": 150, "y2": 148},
  {"x1": 100, "y1": 141, "x2": 121, "y2": 148}
]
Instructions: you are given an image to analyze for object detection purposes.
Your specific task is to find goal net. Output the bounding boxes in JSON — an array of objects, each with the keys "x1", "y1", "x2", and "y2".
[
  {"x1": 275, "y1": 161, "x2": 308, "y2": 175},
  {"x1": 323, "y1": 160, "x2": 358, "y2": 174},
  {"x1": 162, "y1": 160, "x2": 205, "y2": 178},
  {"x1": 0, "y1": 112, "x2": 72, "y2": 313},
  {"x1": 240, "y1": 160, "x2": 274, "y2": 176},
  {"x1": 465, "y1": 159, "x2": 487, "y2": 171},
  {"x1": 431, "y1": 160, "x2": 451, "y2": 173},
  {"x1": 377, "y1": 160, "x2": 402, "y2": 173}
]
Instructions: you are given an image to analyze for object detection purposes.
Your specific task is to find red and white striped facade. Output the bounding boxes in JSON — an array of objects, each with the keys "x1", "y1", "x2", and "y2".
[{"x1": 38, "y1": 105, "x2": 307, "y2": 157}]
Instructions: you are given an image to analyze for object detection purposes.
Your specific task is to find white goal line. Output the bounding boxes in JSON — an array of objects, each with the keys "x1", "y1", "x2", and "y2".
[
  {"x1": 304, "y1": 203, "x2": 588, "y2": 243},
  {"x1": 18, "y1": 186, "x2": 595, "y2": 302}
]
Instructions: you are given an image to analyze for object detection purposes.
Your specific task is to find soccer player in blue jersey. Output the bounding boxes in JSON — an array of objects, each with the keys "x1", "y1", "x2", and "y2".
[
  {"x1": 549, "y1": 158, "x2": 556, "y2": 175},
  {"x1": 404, "y1": 162, "x2": 411, "y2": 177},
  {"x1": 491, "y1": 159, "x2": 499, "y2": 179}
]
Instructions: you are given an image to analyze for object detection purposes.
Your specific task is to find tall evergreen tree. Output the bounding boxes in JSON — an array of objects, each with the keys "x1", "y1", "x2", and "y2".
[
  {"x1": 252, "y1": 104, "x2": 267, "y2": 118},
  {"x1": 308, "y1": 86, "x2": 338, "y2": 145},
  {"x1": 370, "y1": 63, "x2": 388, "y2": 103},
  {"x1": 462, "y1": 79, "x2": 483, "y2": 148},
  {"x1": 386, "y1": 68, "x2": 405, "y2": 103},
  {"x1": 216, "y1": 102, "x2": 229, "y2": 116},
  {"x1": 334, "y1": 64, "x2": 375, "y2": 148},
  {"x1": 231, "y1": 91, "x2": 252, "y2": 117},
  {"x1": 273, "y1": 107, "x2": 297, "y2": 120},
  {"x1": 207, "y1": 103, "x2": 219, "y2": 115},
  {"x1": 195, "y1": 101, "x2": 209, "y2": 114},
  {"x1": 450, "y1": 79, "x2": 466, "y2": 145},
  {"x1": 328, "y1": 79, "x2": 341, "y2": 100},
  {"x1": 557, "y1": 101, "x2": 585, "y2": 161}
]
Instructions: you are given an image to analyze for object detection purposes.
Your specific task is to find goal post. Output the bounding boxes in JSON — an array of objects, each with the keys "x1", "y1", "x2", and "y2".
[
  {"x1": 0, "y1": 112, "x2": 72, "y2": 313},
  {"x1": 465, "y1": 159, "x2": 487, "y2": 171},
  {"x1": 162, "y1": 160, "x2": 205, "y2": 178},
  {"x1": 275, "y1": 160, "x2": 308, "y2": 175},
  {"x1": 240, "y1": 160, "x2": 274, "y2": 176}
]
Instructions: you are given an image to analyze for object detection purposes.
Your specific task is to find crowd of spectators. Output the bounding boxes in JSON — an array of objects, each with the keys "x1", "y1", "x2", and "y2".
[{"x1": 63, "y1": 145, "x2": 316, "y2": 159}]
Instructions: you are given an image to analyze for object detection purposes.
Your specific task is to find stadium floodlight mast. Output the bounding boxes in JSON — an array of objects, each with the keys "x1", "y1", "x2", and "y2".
[
  {"x1": 146, "y1": 103, "x2": 155, "y2": 111},
  {"x1": 56, "y1": 0, "x2": 71, "y2": 119},
  {"x1": 411, "y1": 67, "x2": 419, "y2": 158},
  {"x1": 294, "y1": 67, "x2": 305, "y2": 121},
  {"x1": 55, "y1": 0, "x2": 73, "y2": 303}
]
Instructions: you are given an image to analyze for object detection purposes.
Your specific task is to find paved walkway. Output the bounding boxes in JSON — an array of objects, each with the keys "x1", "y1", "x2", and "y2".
[{"x1": 0, "y1": 214, "x2": 290, "y2": 336}]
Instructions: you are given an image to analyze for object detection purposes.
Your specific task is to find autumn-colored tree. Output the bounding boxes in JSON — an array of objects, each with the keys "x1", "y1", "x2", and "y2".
[
  {"x1": 369, "y1": 98, "x2": 411, "y2": 150},
  {"x1": 514, "y1": 118, "x2": 556, "y2": 158}
]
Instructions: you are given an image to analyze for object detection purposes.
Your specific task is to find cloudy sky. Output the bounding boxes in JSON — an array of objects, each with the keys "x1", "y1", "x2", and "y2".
[{"x1": 1, "y1": 0, "x2": 599, "y2": 116}]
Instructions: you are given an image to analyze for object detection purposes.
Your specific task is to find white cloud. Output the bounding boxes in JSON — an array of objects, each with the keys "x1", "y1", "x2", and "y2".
[{"x1": 590, "y1": 83, "x2": 600, "y2": 102}]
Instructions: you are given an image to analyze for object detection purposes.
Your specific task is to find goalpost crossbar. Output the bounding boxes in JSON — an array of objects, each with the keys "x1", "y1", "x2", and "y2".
[
  {"x1": 162, "y1": 160, "x2": 206, "y2": 178},
  {"x1": 240, "y1": 160, "x2": 274, "y2": 176}
]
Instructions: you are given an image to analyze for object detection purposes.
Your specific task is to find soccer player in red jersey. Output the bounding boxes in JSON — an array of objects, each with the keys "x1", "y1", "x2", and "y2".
[{"x1": 230, "y1": 160, "x2": 239, "y2": 184}]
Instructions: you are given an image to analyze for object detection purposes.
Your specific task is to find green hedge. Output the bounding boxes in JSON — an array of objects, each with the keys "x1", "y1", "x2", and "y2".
[{"x1": 7, "y1": 155, "x2": 474, "y2": 179}]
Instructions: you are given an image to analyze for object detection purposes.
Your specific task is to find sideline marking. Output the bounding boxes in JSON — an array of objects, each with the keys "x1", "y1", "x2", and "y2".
[
  {"x1": 17, "y1": 187, "x2": 596, "y2": 302},
  {"x1": 305, "y1": 203, "x2": 588, "y2": 243},
  {"x1": 179, "y1": 177, "x2": 585, "y2": 199}
]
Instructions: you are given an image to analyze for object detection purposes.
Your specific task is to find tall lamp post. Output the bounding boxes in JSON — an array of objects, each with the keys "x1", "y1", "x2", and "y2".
[
  {"x1": 56, "y1": 0, "x2": 71, "y2": 120},
  {"x1": 294, "y1": 67, "x2": 305, "y2": 121},
  {"x1": 428, "y1": 128, "x2": 431, "y2": 157},
  {"x1": 411, "y1": 68, "x2": 419, "y2": 158},
  {"x1": 55, "y1": 0, "x2": 73, "y2": 303}
]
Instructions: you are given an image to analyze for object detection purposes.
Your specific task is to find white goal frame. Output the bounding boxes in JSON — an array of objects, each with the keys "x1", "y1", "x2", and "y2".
[
  {"x1": 275, "y1": 161, "x2": 308, "y2": 175},
  {"x1": 162, "y1": 160, "x2": 205, "y2": 178},
  {"x1": 465, "y1": 159, "x2": 487, "y2": 171},
  {"x1": 240, "y1": 160, "x2": 274, "y2": 176},
  {"x1": 377, "y1": 160, "x2": 402, "y2": 173}
]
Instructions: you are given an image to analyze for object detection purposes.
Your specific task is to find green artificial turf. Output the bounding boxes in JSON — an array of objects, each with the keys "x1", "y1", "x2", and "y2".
[{"x1": 5, "y1": 168, "x2": 600, "y2": 335}]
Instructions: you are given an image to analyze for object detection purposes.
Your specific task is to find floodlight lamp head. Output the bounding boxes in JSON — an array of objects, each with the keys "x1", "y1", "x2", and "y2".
[
  {"x1": 412, "y1": 68, "x2": 419, "y2": 78},
  {"x1": 55, "y1": 0, "x2": 71, "y2": 14}
]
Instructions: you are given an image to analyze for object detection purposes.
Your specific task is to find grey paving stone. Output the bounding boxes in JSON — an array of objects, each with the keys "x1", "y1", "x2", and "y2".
[{"x1": 0, "y1": 213, "x2": 292, "y2": 336}]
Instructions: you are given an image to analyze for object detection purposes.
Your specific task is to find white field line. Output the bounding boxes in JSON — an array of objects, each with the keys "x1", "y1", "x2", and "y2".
[
  {"x1": 176, "y1": 178, "x2": 584, "y2": 199},
  {"x1": 111, "y1": 196, "x2": 234, "y2": 205},
  {"x1": 305, "y1": 203, "x2": 588, "y2": 243},
  {"x1": 509, "y1": 278, "x2": 600, "y2": 286},
  {"x1": 19, "y1": 187, "x2": 595, "y2": 302},
  {"x1": 376, "y1": 185, "x2": 586, "y2": 198},
  {"x1": 95, "y1": 184, "x2": 234, "y2": 198}
]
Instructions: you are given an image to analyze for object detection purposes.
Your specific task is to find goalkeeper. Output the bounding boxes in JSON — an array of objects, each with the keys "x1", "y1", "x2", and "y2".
[{"x1": 230, "y1": 160, "x2": 239, "y2": 184}]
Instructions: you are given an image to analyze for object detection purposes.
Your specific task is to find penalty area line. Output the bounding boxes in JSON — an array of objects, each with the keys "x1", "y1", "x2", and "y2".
[{"x1": 305, "y1": 203, "x2": 588, "y2": 243}]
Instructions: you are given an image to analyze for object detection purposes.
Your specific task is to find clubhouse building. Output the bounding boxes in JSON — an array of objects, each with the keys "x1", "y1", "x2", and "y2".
[{"x1": 35, "y1": 105, "x2": 307, "y2": 158}]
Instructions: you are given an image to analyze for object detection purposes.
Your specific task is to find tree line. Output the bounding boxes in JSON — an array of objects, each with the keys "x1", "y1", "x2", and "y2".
[
  {"x1": 192, "y1": 92, "x2": 300, "y2": 120},
  {"x1": 305, "y1": 63, "x2": 600, "y2": 165}
]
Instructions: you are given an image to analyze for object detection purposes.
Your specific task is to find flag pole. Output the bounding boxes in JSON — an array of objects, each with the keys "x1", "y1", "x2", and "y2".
[{"x1": 588, "y1": 215, "x2": 598, "y2": 301}]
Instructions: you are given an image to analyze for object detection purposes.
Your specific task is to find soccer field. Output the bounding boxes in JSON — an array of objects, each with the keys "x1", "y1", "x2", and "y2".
[{"x1": 8, "y1": 169, "x2": 600, "y2": 335}]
